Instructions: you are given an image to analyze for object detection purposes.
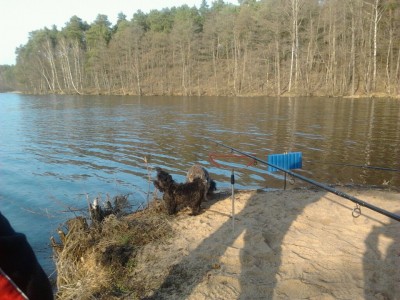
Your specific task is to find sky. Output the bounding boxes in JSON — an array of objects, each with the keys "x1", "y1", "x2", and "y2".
[{"x1": 0, "y1": 0, "x2": 236, "y2": 65}]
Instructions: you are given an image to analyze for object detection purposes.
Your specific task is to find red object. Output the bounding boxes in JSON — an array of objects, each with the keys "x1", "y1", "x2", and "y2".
[{"x1": 0, "y1": 269, "x2": 27, "y2": 300}]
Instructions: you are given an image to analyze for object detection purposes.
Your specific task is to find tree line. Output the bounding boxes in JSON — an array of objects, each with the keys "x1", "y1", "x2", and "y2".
[{"x1": 1, "y1": 0, "x2": 399, "y2": 97}]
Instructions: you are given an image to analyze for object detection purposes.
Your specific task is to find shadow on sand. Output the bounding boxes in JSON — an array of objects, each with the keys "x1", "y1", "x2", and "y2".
[
  {"x1": 363, "y1": 210, "x2": 400, "y2": 300},
  {"x1": 143, "y1": 189, "x2": 400, "y2": 299},
  {"x1": 144, "y1": 189, "x2": 322, "y2": 299}
]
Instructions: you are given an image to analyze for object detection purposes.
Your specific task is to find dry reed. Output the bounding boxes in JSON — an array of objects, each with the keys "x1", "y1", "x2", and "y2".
[{"x1": 53, "y1": 198, "x2": 173, "y2": 299}]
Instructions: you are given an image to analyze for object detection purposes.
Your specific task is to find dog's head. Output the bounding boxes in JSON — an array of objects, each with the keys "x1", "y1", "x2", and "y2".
[
  {"x1": 153, "y1": 167, "x2": 175, "y2": 192},
  {"x1": 187, "y1": 164, "x2": 205, "y2": 181}
]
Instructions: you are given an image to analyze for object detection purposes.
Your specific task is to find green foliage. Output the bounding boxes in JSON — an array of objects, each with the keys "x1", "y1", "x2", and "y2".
[
  {"x1": 200, "y1": 0, "x2": 209, "y2": 14},
  {"x1": 0, "y1": 65, "x2": 17, "y2": 91},
  {"x1": 86, "y1": 14, "x2": 112, "y2": 47},
  {"x1": 62, "y1": 16, "x2": 89, "y2": 45},
  {"x1": 132, "y1": 10, "x2": 149, "y2": 32},
  {"x1": 147, "y1": 8, "x2": 175, "y2": 33},
  {"x1": 174, "y1": 4, "x2": 203, "y2": 33}
]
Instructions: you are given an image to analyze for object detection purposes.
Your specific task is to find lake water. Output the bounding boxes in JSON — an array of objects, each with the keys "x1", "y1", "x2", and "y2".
[{"x1": 0, "y1": 93, "x2": 399, "y2": 275}]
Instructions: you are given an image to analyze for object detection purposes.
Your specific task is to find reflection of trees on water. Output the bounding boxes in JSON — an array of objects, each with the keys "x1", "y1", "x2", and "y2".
[{"x1": 17, "y1": 95, "x2": 400, "y2": 189}]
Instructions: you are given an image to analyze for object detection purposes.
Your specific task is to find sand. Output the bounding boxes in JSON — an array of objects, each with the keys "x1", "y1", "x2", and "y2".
[{"x1": 132, "y1": 188, "x2": 400, "y2": 300}]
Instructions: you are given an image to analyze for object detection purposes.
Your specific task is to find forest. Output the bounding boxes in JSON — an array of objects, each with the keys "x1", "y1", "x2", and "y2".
[{"x1": 0, "y1": 0, "x2": 399, "y2": 97}]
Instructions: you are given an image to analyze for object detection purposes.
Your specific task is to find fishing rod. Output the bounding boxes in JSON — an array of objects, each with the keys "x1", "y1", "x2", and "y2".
[
  {"x1": 205, "y1": 138, "x2": 400, "y2": 223},
  {"x1": 305, "y1": 160, "x2": 400, "y2": 172}
]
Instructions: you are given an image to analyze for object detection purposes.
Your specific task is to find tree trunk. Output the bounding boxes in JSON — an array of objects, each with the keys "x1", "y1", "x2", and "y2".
[
  {"x1": 275, "y1": 39, "x2": 281, "y2": 95},
  {"x1": 372, "y1": 0, "x2": 382, "y2": 92},
  {"x1": 350, "y1": 2, "x2": 356, "y2": 95},
  {"x1": 288, "y1": 0, "x2": 300, "y2": 93}
]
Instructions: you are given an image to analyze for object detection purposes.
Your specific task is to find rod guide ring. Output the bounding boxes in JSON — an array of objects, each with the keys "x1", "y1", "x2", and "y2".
[{"x1": 352, "y1": 205, "x2": 361, "y2": 218}]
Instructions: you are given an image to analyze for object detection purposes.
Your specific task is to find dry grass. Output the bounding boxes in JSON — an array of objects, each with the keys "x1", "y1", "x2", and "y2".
[{"x1": 53, "y1": 199, "x2": 173, "y2": 300}]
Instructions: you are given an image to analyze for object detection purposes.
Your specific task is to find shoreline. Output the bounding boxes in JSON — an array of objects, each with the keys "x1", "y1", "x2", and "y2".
[
  {"x1": 134, "y1": 187, "x2": 400, "y2": 299},
  {"x1": 53, "y1": 187, "x2": 400, "y2": 299},
  {"x1": 4, "y1": 90, "x2": 399, "y2": 99}
]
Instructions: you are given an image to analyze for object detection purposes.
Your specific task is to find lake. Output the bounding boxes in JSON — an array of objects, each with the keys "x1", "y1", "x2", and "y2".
[{"x1": 0, "y1": 93, "x2": 399, "y2": 275}]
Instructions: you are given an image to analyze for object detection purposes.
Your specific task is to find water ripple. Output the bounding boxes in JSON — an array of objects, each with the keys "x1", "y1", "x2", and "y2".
[{"x1": 1, "y1": 94, "x2": 400, "y2": 273}]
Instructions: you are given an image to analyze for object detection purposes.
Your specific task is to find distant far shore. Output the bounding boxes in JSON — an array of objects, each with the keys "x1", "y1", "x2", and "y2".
[{"x1": 5, "y1": 90, "x2": 400, "y2": 99}]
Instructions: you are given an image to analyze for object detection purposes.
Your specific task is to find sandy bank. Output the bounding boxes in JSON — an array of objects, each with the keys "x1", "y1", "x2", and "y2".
[{"x1": 132, "y1": 188, "x2": 400, "y2": 299}]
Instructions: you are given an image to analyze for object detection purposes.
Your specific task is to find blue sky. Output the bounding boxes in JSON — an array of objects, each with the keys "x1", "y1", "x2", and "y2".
[{"x1": 0, "y1": 0, "x2": 236, "y2": 65}]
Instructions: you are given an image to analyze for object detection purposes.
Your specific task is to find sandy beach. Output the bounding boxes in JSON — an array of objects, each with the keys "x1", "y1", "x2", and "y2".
[{"x1": 130, "y1": 187, "x2": 400, "y2": 300}]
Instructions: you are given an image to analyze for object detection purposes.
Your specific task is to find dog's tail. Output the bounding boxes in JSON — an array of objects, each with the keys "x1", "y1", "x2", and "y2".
[{"x1": 208, "y1": 179, "x2": 217, "y2": 194}]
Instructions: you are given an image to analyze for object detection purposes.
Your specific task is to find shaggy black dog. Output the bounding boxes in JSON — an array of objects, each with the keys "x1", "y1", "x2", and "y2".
[
  {"x1": 153, "y1": 167, "x2": 206, "y2": 215},
  {"x1": 186, "y1": 164, "x2": 217, "y2": 198}
]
